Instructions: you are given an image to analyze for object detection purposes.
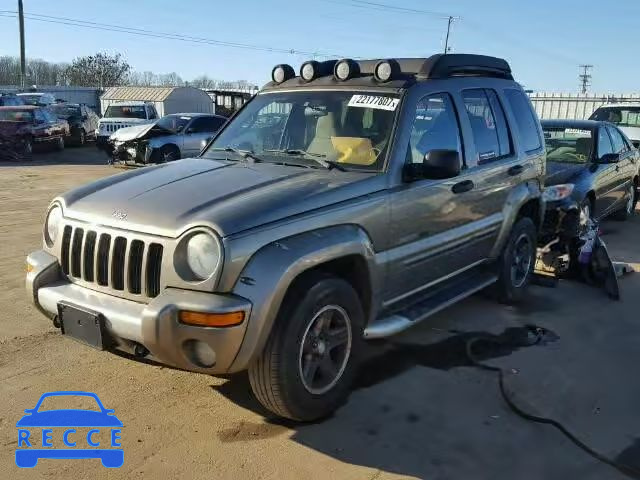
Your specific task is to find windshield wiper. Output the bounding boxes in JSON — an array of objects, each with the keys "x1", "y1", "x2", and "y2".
[
  {"x1": 209, "y1": 146, "x2": 263, "y2": 163},
  {"x1": 265, "y1": 149, "x2": 347, "y2": 171}
]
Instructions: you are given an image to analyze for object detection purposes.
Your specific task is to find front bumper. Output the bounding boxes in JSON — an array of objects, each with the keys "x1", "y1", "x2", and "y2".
[
  {"x1": 26, "y1": 250, "x2": 252, "y2": 374},
  {"x1": 541, "y1": 198, "x2": 580, "y2": 241}
]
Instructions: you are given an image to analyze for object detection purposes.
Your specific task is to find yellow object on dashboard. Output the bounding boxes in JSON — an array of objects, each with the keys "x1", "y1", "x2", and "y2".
[{"x1": 330, "y1": 137, "x2": 377, "y2": 165}]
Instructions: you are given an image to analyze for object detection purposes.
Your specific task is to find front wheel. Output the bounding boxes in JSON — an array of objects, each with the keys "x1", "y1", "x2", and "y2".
[
  {"x1": 158, "y1": 145, "x2": 180, "y2": 163},
  {"x1": 248, "y1": 273, "x2": 364, "y2": 421},
  {"x1": 612, "y1": 183, "x2": 636, "y2": 221},
  {"x1": 53, "y1": 136, "x2": 64, "y2": 151},
  {"x1": 494, "y1": 217, "x2": 537, "y2": 304}
]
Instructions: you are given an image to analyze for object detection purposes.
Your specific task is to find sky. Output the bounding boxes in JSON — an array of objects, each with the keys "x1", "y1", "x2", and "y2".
[{"x1": 0, "y1": 0, "x2": 639, "y2": 93}]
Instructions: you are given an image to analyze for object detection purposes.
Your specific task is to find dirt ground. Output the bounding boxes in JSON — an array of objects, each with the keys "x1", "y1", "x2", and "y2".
[{"x1": 1, "y1": 147, "x2": 640, "y2": 479}]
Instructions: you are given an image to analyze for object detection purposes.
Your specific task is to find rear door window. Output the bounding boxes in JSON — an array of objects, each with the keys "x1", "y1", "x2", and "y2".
[
  {"x1": 462, "y1": 89, "x2": 507, "y2": 164},
  {"x1": 504, "y1": 89, "x2": 543, "y2": 153}
]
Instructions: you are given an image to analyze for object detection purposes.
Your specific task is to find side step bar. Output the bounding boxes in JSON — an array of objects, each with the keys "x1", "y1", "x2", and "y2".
[{"x1": 364, "y1": 272, "x2": 498, "y2": 339}]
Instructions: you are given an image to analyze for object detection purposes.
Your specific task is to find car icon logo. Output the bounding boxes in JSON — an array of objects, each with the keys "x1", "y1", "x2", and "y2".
[{"x1": 15, "y1": 391, "x2": 123, "y2": 468}]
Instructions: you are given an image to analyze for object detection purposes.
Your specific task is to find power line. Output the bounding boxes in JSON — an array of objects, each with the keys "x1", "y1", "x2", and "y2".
[
  {"x1": 332, "y1": 0, "x2": 455, "y2": 19},
  {"x1": 0, "y1": 11, "x2": 348, "y2": 59}
]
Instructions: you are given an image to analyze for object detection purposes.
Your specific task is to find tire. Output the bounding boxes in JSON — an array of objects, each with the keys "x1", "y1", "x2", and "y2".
[
  {"x1": 22, "y1": 136, "x2": 33, "y2": 159},
  {"x1": 53, "y1": 136, "x2": 64, "y2": 151},
  {"x1": 248, "y1": 273, "x2": 364, "y2": 421},
  {"x1": 77, "y1": 129, "x2": 86, "y2": 146},
  {"x1": 494, "y1": 217, "x2": 537, "y2": 304},
  {"x1": 159, "y1": 145, "x2": 180, "y2": 163},
  {"x1": 612, "y1": 183, "x2": 636, "y2": 221}
]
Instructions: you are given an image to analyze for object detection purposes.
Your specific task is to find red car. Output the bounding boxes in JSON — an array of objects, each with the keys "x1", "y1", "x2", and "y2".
[{"x1": 0, "y1": 105, "x2": 69, "y2": 156}]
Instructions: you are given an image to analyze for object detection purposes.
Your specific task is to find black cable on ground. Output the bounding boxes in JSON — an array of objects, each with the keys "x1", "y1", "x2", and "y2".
[{"x1": 466, "y1": 336, "x2": 640, "y2": 479}]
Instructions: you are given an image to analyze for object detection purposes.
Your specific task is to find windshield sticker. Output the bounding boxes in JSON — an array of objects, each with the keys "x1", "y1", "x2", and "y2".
[
  {"x1": 565, "y1": 129, "x2": 591, "y2": 136},
  {"x1": 348, "y1": 95, "x2": 399, "y2": 111}
]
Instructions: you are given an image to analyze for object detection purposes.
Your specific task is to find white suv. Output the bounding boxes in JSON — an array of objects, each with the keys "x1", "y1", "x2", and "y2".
[
  {"x1": 590, "y1": 103, "x2": 640, "y2": 148},
  {"x1": 96, "y1": 101, "x2": 158, "y2": 150}
]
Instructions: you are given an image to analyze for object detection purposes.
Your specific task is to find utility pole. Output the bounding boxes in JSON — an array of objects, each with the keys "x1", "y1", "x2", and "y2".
[
  {"x1": 444, "y1": 16, "x2": 454, "y2": 54},
  {"x1": 579, "y1": 65, "x2": 593, "y2": 94},
  {"x1": 18, "y1": 0, "x2": 26, "y2": 88}
]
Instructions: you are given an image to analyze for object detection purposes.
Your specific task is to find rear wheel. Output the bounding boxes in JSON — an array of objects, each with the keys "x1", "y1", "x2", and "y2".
[
  {"x1": 248, "y1": 273, "x2": 364, "y2": 421},
  {"x1": 22, "y1": 136, "x2": 33, "y2": 158},
  {"x1": 612, "y1": 183, "x2": 636, "y2": 221},
  {"x1": 77, "y1": 129, "x2": 86, "y2": 146},
  {"x1": 494, "y1": 217, "x2": 537, "y2": 304}
]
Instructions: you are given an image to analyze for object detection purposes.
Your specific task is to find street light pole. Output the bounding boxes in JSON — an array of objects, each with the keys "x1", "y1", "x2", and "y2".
[{"x1": 18, "y1": 0, "x2": 26, "y2": 88}]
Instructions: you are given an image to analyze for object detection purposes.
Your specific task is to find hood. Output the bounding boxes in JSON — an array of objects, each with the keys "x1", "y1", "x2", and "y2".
[
  {"x1": 544, "y1": 161, "x2": 586, "y2": 186},
  {"x1": 60, "y1": 157, "x2": 379, "y2": 237},
  {"x1": 110, "y1": 123, "x2": 156, "y2": 142},
  {"x1": 0, "y1": 121, "x2": 29, "y2": 136},
  {"x1": 618, "y1": 126, "x2": 640, "y2": 144}
]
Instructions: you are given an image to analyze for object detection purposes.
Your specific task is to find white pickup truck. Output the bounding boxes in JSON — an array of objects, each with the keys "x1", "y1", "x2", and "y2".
[{"x1": 96, "y1": 101, "x2": 158, "y2": 150}]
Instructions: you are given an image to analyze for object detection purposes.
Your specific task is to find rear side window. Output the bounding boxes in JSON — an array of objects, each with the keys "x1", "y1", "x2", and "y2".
[
  {"x1": 462, "y1": 89, "x2": 510, "y2": 163},
  {"x1": 504, "y1": 89, "x2": 542, "y2": 153}
]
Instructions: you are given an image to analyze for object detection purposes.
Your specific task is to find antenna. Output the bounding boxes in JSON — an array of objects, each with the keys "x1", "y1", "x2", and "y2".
[{"x1": 579, "y1": 65, "x2": 593, "y2": 94}]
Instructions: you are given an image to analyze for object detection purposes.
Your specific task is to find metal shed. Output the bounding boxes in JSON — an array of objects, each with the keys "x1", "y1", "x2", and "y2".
[{"x1": 100, "y1": 86, "x2": 213, "y2": 117}]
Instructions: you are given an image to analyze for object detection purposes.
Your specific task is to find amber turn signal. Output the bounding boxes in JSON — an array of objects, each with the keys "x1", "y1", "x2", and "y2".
[
  {"x1": 26, "y1": 262, "x2": 34, "y2": 273},
  {"x1": 179, "y1": 310, "x2": 244, "y2": 328}
]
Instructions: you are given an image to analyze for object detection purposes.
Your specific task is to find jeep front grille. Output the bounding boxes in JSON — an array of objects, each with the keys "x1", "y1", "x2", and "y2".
[{"x1": 60, "y1": 225, "x2": 164, "y2": 300}]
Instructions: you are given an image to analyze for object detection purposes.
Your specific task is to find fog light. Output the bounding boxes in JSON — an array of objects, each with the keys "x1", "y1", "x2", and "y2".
[
  {"x1": 183, "y1": 339, "x2": 216, "y2": 368},
  {"x1": 179, "y1": 310, "x2": 245, "y2": 327}
]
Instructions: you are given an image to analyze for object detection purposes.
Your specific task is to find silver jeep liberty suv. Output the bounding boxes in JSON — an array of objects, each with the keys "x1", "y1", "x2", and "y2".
[{"x1": 27, "y1": 54, "x2": 545, "y2": 421}]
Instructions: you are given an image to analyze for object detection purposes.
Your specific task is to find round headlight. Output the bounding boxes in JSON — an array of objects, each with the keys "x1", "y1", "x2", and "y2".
[
  {"x1": 300, "y1": 61, "x2": 318, "y2": 82},
  {"x1": 45, "y1": 205, "x2": 63, "y2": 247},
  {"x1": 186, "y1": 233, "x2": 220, "y2": 280}
]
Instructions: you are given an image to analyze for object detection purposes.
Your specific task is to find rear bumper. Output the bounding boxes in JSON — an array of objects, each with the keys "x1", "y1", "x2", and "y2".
[{"x1": 26, "y1": 250, "x2": 252, "y2": 374}]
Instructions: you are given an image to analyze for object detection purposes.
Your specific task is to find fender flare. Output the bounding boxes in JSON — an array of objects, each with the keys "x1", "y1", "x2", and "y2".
[
  {"x1": 227, "y1": 224, "x2": 379, "y2": 373},
  {"x1": 489, "y1": 180, "x2": 544, "y2": 258}
]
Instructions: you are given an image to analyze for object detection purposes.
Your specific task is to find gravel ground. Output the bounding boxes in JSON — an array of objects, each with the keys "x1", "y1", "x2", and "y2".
[{"x1": 1, "y1": 147, "x2": 639, "y2": 480}]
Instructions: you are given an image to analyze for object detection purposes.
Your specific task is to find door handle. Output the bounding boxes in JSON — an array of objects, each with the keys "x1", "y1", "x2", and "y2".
[
  {"x1": 452, "y1": 180, "x2": 474, "y2": 194},
  {"x1": 508, "y1": 164, "x2": 525, "y2": 176}
]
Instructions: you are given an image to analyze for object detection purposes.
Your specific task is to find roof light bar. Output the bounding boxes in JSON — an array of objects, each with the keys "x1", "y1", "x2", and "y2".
[
  {"x1": 300, "y1": 61, "x2": 320, "y2": 82},
  {"x1": 374, "y1": 59, "x2": 400, "y2": 82}
]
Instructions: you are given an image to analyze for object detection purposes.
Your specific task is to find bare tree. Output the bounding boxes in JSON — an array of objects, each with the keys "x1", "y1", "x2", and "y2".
[{"x1": 64, "y1": 52, "x2": 130, "y2": 88}]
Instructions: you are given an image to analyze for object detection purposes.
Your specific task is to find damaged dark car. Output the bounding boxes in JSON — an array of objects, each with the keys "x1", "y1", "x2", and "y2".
[{"x1": 109, "y1": 113, "x2": 226, "y2": 164}]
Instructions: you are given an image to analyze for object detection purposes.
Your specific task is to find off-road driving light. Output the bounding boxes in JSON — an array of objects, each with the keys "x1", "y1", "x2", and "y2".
[
  {"x1": 44, "y1": 205, "x2": 63, "y2": 247},
  {"x1": 374, "y1": 59, "x2": 396, "y2": 82},
  {"x1": 334, "y1": 59, "x2": 359, "y2": 81},
  {"x1": 300, "y1": 61, "x2": 319, "y2": 82},
  {"x1": 185, "y1": 232, "x2": 220, "y2": 280},
  {"x1": 272, "y1": 64, "x2": 295, "y2": 84},
  {"x1": 542, "y1": 184, "x2": 575, "y2": 202},
  {"x1": 179, "y1": 311, "x2": 245, "y2": 327}
]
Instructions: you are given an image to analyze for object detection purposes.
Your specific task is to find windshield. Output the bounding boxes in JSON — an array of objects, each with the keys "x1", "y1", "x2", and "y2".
[
  {"x1": 155, "y1": 115, "x2": 191, "y2": 133},
  {"x1": 590, "y1": 107, "x2": 640, "y2": 127},
  {"x1": 104, "y1": 105, "x2": 147, "y2": 119},
  {"x1": 203, "y1": 90, "x2": 400, "y2": 171},
  {"x1": 0, "y1": 109, "x2": 34, "y2": 122},
  {"x1": 544, "y1": 127, "x2": 593, "y2": 163},
  {"x1": 49, "y1": 104, "x2": 81, "y2": 119}
]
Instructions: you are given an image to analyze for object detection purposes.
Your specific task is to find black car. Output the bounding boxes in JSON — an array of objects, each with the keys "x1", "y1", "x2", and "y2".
[
  {"x1": 48, "y1": 103, "x2": 99, "y2": 145},
  {"x1": 541, "y1": 119, "x2": 639, "y2": 236}
]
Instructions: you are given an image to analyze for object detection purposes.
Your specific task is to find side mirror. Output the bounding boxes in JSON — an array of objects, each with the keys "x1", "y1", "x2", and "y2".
[
  {"x1": 599, "y1": 153, "x2": 620, "y2": 164},
  {"x1": 403, "y1": 150, "x2": 461, "y2": 182},
  {"x1": 185, "y1": 127, "x2": 196, "y2": 134}
]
